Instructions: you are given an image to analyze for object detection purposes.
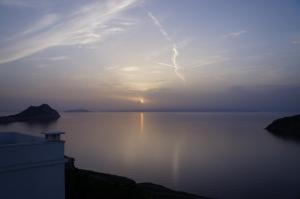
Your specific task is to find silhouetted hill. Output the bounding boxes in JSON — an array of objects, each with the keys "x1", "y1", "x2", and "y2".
[
  {"x1": 65, "y1": 157, "x2": 211, "y2": 199},
  {"x1": 0, "y1": 104, "x2": 60, "y2": 124},
  {"x1": 266, "y1": 114, "x2": 300, "y2": 138}
]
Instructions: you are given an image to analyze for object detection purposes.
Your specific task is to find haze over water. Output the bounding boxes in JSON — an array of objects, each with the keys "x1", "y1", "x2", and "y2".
[{"x1": 1, "y1": 112, "x2": 300, "y2": 199}]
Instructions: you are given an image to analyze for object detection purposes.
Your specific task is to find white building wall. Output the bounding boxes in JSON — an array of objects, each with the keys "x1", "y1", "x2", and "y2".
[
  {"x1": 0, "y1": 132, "x2": 65, "y2": 199},
  {"x1": 0, "y1": 163, "x2": 65, "y2": 199}
]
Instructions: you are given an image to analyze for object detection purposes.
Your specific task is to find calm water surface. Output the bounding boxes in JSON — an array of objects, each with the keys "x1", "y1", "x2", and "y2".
[{"x1": 1, "y1": 112, "x2": 300, "y2": 199}]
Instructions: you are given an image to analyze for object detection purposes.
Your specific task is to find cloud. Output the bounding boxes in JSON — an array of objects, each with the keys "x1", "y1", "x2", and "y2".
[
  {"x1": 145, "y1": 38, "x2": 191, "y2": 61},
  {"x1": 158, "y1": 62, "x2": 173, "y2": 67},
  {"x1": 0, "y1": 0, "x2": 51, "y2": 8},
  {"x1": 0, "y1": 0, "x2": 138, "y2": 64},
  {"x1": 29, "y1": 55, "x2": 70, "y2": 61},
  {"x1": 0, "y1": 0, "x2": 32, "y2": 7},
  {"x1": 191, "y1": 56, "x2": 229, "y2": 68},
  {"x1": 292, "y1": 40, "x2": 300, "y2": 44},
  {"x1": 121, "y1": 66, "x2": 140, "y2": 72},
  {"x1": 146, "y1": 10, "x2": 185, "y2": 82},
  {"x1": 22, "y1": 14, "x2": 59, "y2": 36},
  {"x1": 146, "y1": 11, "x2": 171, "y2": 42},
  {"x1": 50, "y1": 56, "x2": 70, "y2": 61},
  {"x1": 223, "y1": 30, "x2": 247, "y2": 38}
]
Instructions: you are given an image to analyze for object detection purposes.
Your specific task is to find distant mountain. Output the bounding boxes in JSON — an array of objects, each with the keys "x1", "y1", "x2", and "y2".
[
  {"x1": 64, "y1": 109, "x2": 92, "y2": 113},
  {"x1": 266, "y1": 114, "x2": 300, "y2": 138},
  {"x1": 0, "y1": 104, "x2": 60, "y2": 124}
]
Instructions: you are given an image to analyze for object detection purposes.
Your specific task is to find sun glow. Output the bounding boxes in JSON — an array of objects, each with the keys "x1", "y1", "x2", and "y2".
[{"x1": 139, "y1": 98, "x2": 144, "y2": 104}]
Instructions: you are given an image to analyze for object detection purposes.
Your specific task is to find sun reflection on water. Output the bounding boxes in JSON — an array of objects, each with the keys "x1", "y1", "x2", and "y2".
[{"x1": 140, "y1": 113, "x2": 144, "y2": 134}]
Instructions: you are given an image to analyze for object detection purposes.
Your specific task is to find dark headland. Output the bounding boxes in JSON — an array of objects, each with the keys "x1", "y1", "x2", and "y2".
[
  {"x1": 65, "y1": 157, "x2": 211, "y2": 199},
  {"x1": 0, "y1": 104, "x2": 60, "y2": 124},
  {"x1": 266, "y1": 114, "x2": 300, "y2": 138}
]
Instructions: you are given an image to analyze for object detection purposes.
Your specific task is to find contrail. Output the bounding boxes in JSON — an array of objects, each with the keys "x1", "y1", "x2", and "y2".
[
  {"x1": 146, "y1": 11, "x2": 171, "y2": 42},
  {"x1": 146, "y1": 10, "x2": 185, "y2": 82},
  {"x1": 172, "y1": 44, "x2": 185, "y2": 81}
]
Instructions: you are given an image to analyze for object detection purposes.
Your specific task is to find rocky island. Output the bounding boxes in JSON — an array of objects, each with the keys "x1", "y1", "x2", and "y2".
[
  {"x1": 266, "y1": 114, "x2": 300, "y2": 138},
  {"x1": 65, "y1": 157, "x2": 210, "y2": 199},
  {"x1": 0, "y1": 104, "x2": 60, "y2": 124}
]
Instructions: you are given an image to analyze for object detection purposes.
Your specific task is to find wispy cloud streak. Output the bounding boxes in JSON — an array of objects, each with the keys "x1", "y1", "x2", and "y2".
[
  {"x1": 29, "y1": 55, "x2": 70, "y2": 61},
  {"x1": 292, "y1": 40, "x2": 300, "y2": 44},
  {"x1": 171, "y1": 45, "x2": 185, "y2": 81},
  {"x1": 0, "y1": 0, "x2": 34, "y2": 7},
  {"x1": 0, "y1": 0, "x2": 138, "y2": 64},
  {"x1": 22, "y1": 14, "x2": 59, "y2": 36},
  {"x1": 146, "y1": 10, "x2": 185, "y2": 82},
  {"x1": 223, "y1": 30, "x2": 247, "y2": 39},
  {"x1": 146, "y1": 11, "x2": 171, "y2": 42}
]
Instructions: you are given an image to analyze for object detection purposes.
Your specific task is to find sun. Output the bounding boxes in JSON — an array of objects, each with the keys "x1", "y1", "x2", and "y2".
[{"x1": 139, "y1": 98, "x2": 144, "y2": 104}]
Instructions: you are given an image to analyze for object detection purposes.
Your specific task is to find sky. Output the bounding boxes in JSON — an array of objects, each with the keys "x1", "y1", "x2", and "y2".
[{"x1": 0, "y1": 0, "x2": 300, "y2": 112}]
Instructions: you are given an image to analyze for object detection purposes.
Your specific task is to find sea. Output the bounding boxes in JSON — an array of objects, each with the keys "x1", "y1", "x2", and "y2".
[{"x1": 1, "y1": 112, "x2": 300, "y2": 199}]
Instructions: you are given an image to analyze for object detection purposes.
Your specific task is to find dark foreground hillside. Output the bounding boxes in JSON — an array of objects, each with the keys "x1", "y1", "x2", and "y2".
[{"x1": 65, "y1": 157, "x2": 211, "y2": 199}]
